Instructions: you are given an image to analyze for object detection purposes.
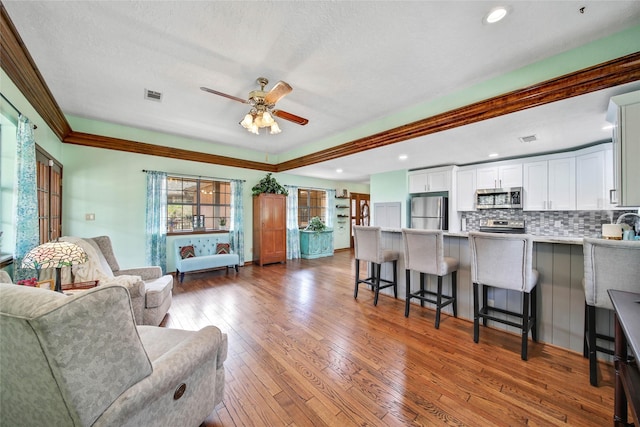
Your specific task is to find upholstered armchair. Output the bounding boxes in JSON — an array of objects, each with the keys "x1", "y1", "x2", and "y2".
[
  {"x1": 0, "y1": 283, "x2": 227, "y2": 426},
  {"x1": 56, "y1": 236, "x2": 173, "y2": 326}
]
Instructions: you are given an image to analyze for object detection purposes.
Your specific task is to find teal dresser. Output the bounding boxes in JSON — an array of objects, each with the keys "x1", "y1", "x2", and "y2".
[{"x1": 300, "y1": 230, "x2": 334, "y2": 259}]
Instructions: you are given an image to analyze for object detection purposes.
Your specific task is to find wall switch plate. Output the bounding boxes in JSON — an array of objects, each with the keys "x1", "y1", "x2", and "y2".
[
  {"x1": 85, "y1": 213, "x2": 95, "y2": 221},
  {"x1": 487, "y1": 299, "x2": 495, "y2": 307}
]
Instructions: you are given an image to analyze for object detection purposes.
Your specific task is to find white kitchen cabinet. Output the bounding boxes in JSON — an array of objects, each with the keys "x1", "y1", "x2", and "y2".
[
  {"x1": 523, "y1": 157, "x2": 575, "y2": 211},
  {"x1": 408, "y1": 167, "x2": 451, "y2": 193},
  {"x1": 476, "y1": 163, "x2": 522, "y2": 189},
  {"x1": 608, "y1": 92, "x2": 640, "y2": 207},
  {"x1": 576, "y1": 149, "x2": 607, "y2": 210},
  {"x1": 456, "y1": 168, "x2": 476, "y2": 211}
]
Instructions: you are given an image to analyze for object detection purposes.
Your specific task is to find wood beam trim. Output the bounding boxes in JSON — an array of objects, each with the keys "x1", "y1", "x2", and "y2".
[
  {"x1": 0, "y1": 4, "x2": 71, "y2": 140},
  {"x1": 277, "y1": 51, "x2": 640, "y2": 172},
  {"x1": 63, "y1": 131, "x2": 277, "y2": 172}
]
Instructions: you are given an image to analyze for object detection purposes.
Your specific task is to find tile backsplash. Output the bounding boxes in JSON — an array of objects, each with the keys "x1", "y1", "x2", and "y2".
[{"x1": 462, "y1": 209, "x2": 638, "y2": 238}]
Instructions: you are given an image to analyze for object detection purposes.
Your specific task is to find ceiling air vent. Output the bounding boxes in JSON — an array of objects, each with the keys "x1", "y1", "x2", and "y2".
[
  {"x1": 144, "y1": 89, "x2": 163, "y2": 102},
  {"x1": 518, "y1": 134, "x2": 537, "y2": 143}
]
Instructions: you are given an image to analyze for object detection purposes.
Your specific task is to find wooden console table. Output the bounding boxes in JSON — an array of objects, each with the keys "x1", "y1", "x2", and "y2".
[{"x1": 608, "y1": 290, "x2": 640, "y2": 427}]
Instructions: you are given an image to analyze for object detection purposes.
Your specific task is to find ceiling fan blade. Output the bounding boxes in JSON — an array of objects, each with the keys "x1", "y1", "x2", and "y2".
[
  {"x1": 264, "y1": 81, "x2": 292, "y2": 105},
  {"x1": 200, "y1": 86, "x2": 249, "y2": 104},
  {"x1": 273, "y1": 109, "x2": 309, "y2": 126}
]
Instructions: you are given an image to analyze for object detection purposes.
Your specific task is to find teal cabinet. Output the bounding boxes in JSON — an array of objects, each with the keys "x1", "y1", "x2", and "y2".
[{"x1": 300, "y1": 230, "x2": 334, "y2": 259}]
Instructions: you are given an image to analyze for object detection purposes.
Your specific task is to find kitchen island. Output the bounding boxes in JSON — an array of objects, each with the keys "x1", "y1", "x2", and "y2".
[{"x1": 372, "y1": 229, "x2": 611, "y2": 357}]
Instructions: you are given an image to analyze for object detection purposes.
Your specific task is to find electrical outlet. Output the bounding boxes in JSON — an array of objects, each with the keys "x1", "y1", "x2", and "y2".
[{"x1": 554, "y1": 220, "x2": 562, "y2": 227}]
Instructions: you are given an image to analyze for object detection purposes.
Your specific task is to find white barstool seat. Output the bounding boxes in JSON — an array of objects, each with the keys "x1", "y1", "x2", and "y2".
[
  {"x1": 469, "y1": 232, "x2": 539, "y2": 360},
  {"x1": 582, "y1": 237, "x2": 640, "y2": 386},
  {"x1": 353, "y1": 226, "x2": 399, "y2": 306},
  {"x1": 402, "y1": 229, "x2": 458, "y2": 328}
]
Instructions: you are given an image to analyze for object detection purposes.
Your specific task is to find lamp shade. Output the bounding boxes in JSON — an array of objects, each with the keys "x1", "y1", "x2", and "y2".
[{"x1": 21, "y1": 241, "x2": 88, "y2": 269}]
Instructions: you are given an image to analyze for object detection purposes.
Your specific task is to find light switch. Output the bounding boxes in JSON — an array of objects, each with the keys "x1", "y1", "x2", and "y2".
[{"x1": 85, "y1": 213, "x2": 95, "y2": 221}]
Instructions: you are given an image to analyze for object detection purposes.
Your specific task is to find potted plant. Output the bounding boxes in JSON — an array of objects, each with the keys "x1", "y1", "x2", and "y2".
[
  {"x1": 304, "y1": 216, "x2": 328, "y2": 232},
  {"x1": 219, "y1": 217, "x2": 227, "y2": 229},
  {"x1": 251, "y1": 173, "x2": 288, "y2": 196}
]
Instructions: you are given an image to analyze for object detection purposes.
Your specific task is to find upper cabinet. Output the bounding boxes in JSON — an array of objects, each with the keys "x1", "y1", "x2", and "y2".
[
  {"x1": 476, "y1": 163, "x2": 522, "y2": 189},
  {"x1": 576, "y1": 145, "x2": 614, "y2": 210},
  {"x1": 523, "y1": 157, "x2": 575, "y2": 211},
  {"x1": 408, "y1": 166, "x2": 451, "y2": 193},
  {"x1": 607, "y1": 91, "x2": 640, "y2": 207},
  {"x1": 456, "y1": 167, "x2": 476, "y2": 211}
]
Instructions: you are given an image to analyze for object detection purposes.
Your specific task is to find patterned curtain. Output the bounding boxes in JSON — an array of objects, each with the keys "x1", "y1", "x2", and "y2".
[
  {"x1": 326, "y1": 189, "x2": 336, "y2": 228},
  {"x1": 285, "y1": 185, "x2": 300, "y2": 259},
  {"x1": 229, "y1": 179, "x2": 245, "y2": 264},
  {"x1": 145, "y1": 170, "x2": 167, "y2": 273},
  {"x1": 13, "y1": 115, "x2": 39, "y2": 281}
]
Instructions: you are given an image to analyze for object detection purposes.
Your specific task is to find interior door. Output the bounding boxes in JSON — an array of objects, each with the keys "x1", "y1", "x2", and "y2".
[{"x1": 349, "y1": 193, "x2": 370, "y2": 248}]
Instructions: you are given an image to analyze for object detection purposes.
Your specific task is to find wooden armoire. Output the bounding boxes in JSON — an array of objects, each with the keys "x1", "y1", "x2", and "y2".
[{"x1": 252, "y1": 193, "x2": 287, "y2": 266}]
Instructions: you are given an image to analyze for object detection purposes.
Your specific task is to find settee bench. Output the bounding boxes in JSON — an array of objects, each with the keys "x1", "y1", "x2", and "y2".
[{"x1": 174, "y1": 236, "x2": 240, "y2": 283}]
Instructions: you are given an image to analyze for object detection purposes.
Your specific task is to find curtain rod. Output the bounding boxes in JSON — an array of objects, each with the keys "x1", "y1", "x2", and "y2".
[
  {"x1": 288, "y1": 184, "x2": 337, "y2": 192},
  {"x1": 0, "y1": 92, "x2": 37, "y2": 129},
  {"x1": 142, "y1": 170, "x2": 245, "y2": 182}
]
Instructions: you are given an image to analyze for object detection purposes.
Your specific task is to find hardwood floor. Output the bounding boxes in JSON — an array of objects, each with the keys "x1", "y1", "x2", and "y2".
[{"x1": 163, "y1": 250, "x2": 621, "y2": 426}]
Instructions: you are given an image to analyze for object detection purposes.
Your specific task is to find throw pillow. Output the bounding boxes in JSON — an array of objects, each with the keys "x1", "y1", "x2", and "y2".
[
  {"x1": 216, "y1": 243, "x2": 230, "y2": 254},
  {"x1": 179, "y1": 245, "x2": 196, "y2": 259}
]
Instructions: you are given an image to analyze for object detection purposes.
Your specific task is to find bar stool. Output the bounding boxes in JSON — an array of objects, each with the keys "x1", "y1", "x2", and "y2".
[
  {"x1": 582, "y1": 238, "x2": 640, "y2": 386},
  {"x1": 353, "y1": 226, "x2": 399, "y2": 306},
  {"x1": 468, "y1": 232, "x2": 539, "y2": 360},
  {"x1": 401, "y1": 228, "x2": 458, "y2": 328}
]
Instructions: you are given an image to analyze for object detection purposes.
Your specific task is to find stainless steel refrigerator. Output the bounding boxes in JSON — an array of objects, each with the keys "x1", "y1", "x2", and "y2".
[{"x1": 410, "y1": 196, "x2": 448, "y2": 230}]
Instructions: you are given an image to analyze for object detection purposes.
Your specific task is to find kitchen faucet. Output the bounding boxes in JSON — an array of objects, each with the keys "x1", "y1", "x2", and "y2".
[{"x1": 615, "y1": 212, "x2": 640, "y2": 224}]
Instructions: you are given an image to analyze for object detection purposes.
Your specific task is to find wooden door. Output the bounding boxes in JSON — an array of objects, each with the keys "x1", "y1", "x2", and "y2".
[
  {"x1": 349, "y1": 193, "x2": 370, "y2": 248},
  {"x1": 253, "y1": 194, "x2": 286, "y2": 266}
]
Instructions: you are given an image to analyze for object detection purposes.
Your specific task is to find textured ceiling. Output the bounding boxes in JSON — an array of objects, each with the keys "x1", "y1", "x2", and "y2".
[{"x1": 3, "y1": 1, "x2": 640, "y2": 182}]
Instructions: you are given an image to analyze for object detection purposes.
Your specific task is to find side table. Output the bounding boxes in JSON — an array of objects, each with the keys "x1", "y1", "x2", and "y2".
[
  {"x1": 608, "y1": 289, "x2": 640, "y2": 427},
  {"x1": 62, "y1": 280, "x2": 99, "y2": 295}
]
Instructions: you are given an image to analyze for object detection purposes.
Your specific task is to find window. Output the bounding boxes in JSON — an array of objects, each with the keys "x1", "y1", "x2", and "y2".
[
  {"x1": 167, "y1": 176, "x2": 230, "y2": 233},
  {"x1": 298, "y1": 189, "x2": 327, "y2": 228},
  {"x1": 36, "y1": 146, "x2": 62, "y2": 244}
]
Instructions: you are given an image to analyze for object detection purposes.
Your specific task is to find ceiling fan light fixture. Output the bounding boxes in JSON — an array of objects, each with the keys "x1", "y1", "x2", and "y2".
[
  {"x1": 270, "y1": 122, "x2": 281, "y2": 134},
  {"x1": 240, "y1": 113, "x2": 254, "y2": 129}
]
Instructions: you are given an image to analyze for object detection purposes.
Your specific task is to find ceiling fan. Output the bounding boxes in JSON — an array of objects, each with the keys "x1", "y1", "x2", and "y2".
[{"x1": 200, "y1": 77, "x2": 309, "y2": 134}]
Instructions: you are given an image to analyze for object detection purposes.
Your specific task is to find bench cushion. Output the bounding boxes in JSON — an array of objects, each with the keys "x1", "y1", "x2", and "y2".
[{"x1": 178, "y1": 254, "x2": 239, "y2": 273}]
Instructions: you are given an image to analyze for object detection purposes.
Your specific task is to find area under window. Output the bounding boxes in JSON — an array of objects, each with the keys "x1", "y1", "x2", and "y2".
[
  {"x1": 298, "y1": 189, "x2": 327, "y2": 228},
  {"x1": 167, "y1": 176, "x2": 230, "y2": 234}
]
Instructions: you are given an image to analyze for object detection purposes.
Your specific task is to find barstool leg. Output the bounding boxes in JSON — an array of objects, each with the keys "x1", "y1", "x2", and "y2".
[
  {"x1": 392, "y1": 260, "x2": 398, "y2": 299},
  {"x1": 452, "y1": 271, "x2": 458, "y2": 318},
  {"x1": 482, "y1": 285, "x2": 489, "y2": 327},
  {"x1": 419, "y1": 273, "x2": 425, "y2": 307},
  {"x1": 405, "y1": 269, "x2": 411, "y2": 317},
  {"x1": 373, "y1": 263, "x2": 381, "y2": 306},
  {"x1": 522, "y1": 291, "x2": 530, "y2": 361},
  {"x1": 531, "y1": 286, "x2": 538, "y2": 342},
  {"x1": 587, "y1": 304, "x2": 598, "y2": 386},
  {"x1": 583, "y1": 303, "x2": 589, "y2": 358},
  {"x1": 473, "y1": 282, "x2": 480, "y2": 343},
  {"x1": 354, "y1": 259, "x2": 360, "y2": 299},
  {"x1": 435, "y1": 276, "x2": 443, "y2": 329}
]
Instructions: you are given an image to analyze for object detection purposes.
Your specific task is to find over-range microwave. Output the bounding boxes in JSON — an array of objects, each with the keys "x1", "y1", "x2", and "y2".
[{"x1": 475, "y1": 187, "x2": 523, "y2": 209}]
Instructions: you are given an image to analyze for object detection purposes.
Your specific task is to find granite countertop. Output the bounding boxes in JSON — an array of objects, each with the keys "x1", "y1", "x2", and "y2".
[{"x1": 380, "y1": 228, "x2": 585, "y2": 245}]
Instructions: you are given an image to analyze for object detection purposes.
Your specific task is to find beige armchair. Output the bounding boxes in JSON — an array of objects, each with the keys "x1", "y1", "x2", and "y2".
[
  {"x1": 58, "y1": 236, "x2": 173, "y2": 326},
  {"x1": 0, "y1": 283, "x2": 227, "y2": 426}
]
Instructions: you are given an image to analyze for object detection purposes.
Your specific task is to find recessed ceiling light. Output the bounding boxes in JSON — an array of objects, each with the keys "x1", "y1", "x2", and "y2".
[
  {"x1": 484, "y1": 7, "x2": 508, "y2": 24},
  {"x1": 336, "y1": 168, "x2": 343, "y2": 173},
  {"x1": 398, "y1": 154, "x2": 408, "y2": 160},
  {"x1": 488, "y1": 153, "x2": 499, "y2": 158}
]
